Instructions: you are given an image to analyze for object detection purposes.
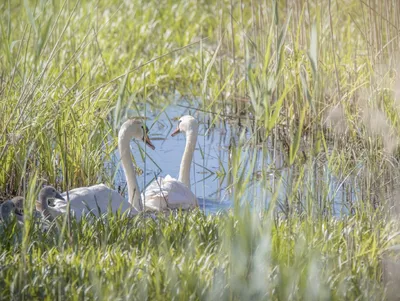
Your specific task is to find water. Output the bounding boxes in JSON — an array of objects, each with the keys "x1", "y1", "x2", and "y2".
[
  {"x1": 114, "y1": 105, "x2": 235, "y2": 214},
  {"x1": 112, "y1": 104, "x2": 369, "y2": 215}
]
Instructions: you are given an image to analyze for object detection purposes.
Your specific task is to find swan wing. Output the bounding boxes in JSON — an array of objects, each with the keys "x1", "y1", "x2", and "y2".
[
  {"x1": 57, "y1": 184, "x2": 131, "y2": 219},
  {"x1": 142, "y1": 178, "x2": 169, "y2": 211},
  {"x1": 162, "y1": 177, "x2": 198, "y2": 209},
  {"x1": 142, "y1": 175, "x2": 197, "y2": 211}
]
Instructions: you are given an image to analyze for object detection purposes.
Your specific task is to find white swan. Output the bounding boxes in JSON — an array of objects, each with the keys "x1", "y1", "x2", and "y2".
[
  {"x1": 51, "y1": 119, "x2": 155, "y2": 220},
  {"x1": 143, "y1": 115, "x2": 198, "y2": 211}
]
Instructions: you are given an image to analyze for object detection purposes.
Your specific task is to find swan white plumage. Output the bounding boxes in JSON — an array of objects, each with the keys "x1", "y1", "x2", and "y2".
[
  {"x1": 51, "y1": 119, "x2": 155, "y2": 220},
  {"x1": 143, "y1": 115, "x2": 198, "y2": 211}
]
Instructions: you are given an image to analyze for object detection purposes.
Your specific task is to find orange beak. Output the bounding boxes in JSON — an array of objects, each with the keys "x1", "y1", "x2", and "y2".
[
  {"x1": 144, "y1": 135, "x2": 155, "y2": 150},
  {"x1": 142, "y1": 125, "x2": 155, "y2": 150},
  {"x1": 171, "y1": 126, "x2": 181, "y2": 137}
]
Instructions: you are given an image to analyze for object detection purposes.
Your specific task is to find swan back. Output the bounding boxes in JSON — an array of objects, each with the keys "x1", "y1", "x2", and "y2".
[
  {"x1": 57, "y1": 184, "x2": 138, "y2": 219},
  {"x1": 143, "y1": 175, "x2": 198, "y2": 211}
]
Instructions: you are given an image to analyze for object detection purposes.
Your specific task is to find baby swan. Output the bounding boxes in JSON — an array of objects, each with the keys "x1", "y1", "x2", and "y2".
[
  {"x1": 36, "y1": 186, "x2": 65, "y2": 221},
  {"x1": 11, "y1": 196, "x2": 24, "y2": 215},
  {"x1": 10, "y1": 196, "x2": 41, "y2": 220},
  {"x1": 0, "y1": 200, "x2": 23, "y2": 224},
  {"x1": 0, "y1": 201, "x2": 15, "y2": 221}
]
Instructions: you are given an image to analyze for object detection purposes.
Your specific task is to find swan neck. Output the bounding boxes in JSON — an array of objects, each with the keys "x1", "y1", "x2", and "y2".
[
  {"x1": 178, "y1": 130, "x2": 197, "y2": 188},
  {"x1": 38, "y1": 194, "x2": 52, "y2": 220},
  {"x1": 118, "y1": 133, "x2": 143, "y2": 211}
]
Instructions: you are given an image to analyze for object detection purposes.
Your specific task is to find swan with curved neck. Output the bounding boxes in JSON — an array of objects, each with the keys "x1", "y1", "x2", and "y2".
[
  {"x1": 143, "y1": 115, "x2": 198, "y2": 211},
  {"x1": 36, "y1": 186, "x2": 65, "y2": 220},
  {"x1": 51, "y1": 119, "x2": 155, "y2": 220},
  {"x1": 171, "y1": 115, "x2": 198, "y2": 188}
]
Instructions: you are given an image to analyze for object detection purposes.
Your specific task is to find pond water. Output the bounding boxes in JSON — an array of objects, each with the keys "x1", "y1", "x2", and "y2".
[
  {"x1": 113, "y1": 105, "x2": 235, "y2": 214},
  {"x1": 112, "y1": 103, "x2": 363, "y2": 215}
]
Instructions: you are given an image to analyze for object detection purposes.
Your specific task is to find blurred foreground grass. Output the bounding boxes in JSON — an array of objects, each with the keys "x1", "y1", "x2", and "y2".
[{"x1": 1, "y1": 209, "x2": 399, "y2": 300}]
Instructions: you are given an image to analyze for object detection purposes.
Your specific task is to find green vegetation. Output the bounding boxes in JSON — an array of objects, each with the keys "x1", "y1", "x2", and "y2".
[
  {"x1": 0, "y1": 209, "x2": 397, "y2": 300},
  {"x1": 1, "y1": 0, "x2": 400, "y2": 299}
]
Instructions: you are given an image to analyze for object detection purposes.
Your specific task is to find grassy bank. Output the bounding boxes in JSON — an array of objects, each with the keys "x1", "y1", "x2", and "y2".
[
  {"x1": 1, "y1": 209, "x2": 398, "y2": 300},
  {"x1": 1, "y1": 0, "x2": 400, "y2": 299}
]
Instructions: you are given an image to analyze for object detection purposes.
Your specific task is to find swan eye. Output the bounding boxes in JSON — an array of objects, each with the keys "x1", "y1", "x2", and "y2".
[
  {"x1": 141, "y1": 125, "x2": 150, "y2": 141},
  {"x1": 141, "y1": 125, "x2": 149, "y2": 132}
]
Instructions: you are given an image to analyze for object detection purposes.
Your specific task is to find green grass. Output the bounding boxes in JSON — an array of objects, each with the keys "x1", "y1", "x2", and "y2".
[
  {"x1": 1, "y1": 209, "x2": 398, "y2": 300},
  {"x1": 2, "y1": 0, "x2": 400, "y2": 299}
]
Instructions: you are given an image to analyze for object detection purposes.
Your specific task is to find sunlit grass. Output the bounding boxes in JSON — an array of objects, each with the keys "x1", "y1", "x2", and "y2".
[{"x1": 1, "y1": 209, "x2": 398, "y2": 300}]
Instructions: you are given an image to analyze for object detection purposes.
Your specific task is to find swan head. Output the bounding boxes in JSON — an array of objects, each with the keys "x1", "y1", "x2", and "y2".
[
  {"x1": 39, "y1": 186, "x2": 65, "y2": 208},
  {"x1": 171, "y1": 115, "x2": 198, "y2": 137},
  {"x1": 119, "y1": 119, "x2": 155, "y2": 150}
]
